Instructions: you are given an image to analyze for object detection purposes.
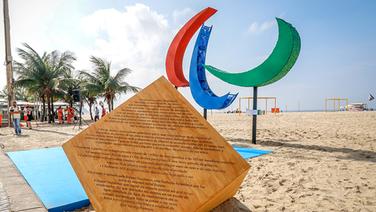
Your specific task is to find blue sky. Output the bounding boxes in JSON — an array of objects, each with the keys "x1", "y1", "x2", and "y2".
[{"x1": 1, "y1": 0, "x2": 375, "y2": 111}]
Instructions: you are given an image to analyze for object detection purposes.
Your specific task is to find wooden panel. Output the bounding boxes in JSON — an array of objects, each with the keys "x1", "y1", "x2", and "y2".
[{"x1": 63, "y1": 76, "x2": 250, "y2": 212}]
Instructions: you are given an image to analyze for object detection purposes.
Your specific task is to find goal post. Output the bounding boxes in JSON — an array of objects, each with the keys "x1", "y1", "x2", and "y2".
[
  {"x1": 325, "y1": 98, "x2": 348, "y2": 112},
  {"x1": 238, "y1": 96, "x2": 277, "y2": 114}
]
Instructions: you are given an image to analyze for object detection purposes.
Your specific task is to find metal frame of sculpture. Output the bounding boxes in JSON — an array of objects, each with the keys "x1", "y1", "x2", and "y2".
[
  {"x1": 166, "y1": 7, "x2": 217, "y2": 87},
  {"x1": 165, "y1": 7, "x2": 301, "y2": 144}
]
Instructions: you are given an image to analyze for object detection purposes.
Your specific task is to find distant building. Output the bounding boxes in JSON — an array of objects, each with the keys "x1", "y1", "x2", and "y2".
[{"x1": 346, "y1": 103, "x2": 367, "y2": 111}]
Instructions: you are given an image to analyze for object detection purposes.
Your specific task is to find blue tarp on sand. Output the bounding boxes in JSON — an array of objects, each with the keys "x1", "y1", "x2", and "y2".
[
  {"x1": 7, "y1": 147, "x2": 89, "y2": 212},
  {"x1": 7, "y1": 146, "x2": 270, "y2": 211},
  {"x1": 233, "y1": 146, "x2": 272, "y2": 159}
]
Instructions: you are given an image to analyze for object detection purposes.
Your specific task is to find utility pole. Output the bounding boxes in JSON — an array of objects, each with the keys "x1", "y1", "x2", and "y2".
[{"x1": 3, "y1": 0, "x2": 15, "y2": 127}]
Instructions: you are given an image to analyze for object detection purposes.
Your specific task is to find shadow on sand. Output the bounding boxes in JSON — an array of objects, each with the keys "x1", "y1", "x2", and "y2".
[
  {"x1": 230, "y1": 138, "x2": 376, "y2": 163},
  {"x1": 30, "y1": 128, "x2": 76, "y2": 136}
]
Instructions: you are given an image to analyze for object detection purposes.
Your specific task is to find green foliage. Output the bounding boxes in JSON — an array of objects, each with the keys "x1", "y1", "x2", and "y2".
[
  {"x1": 14, "y1": 43, "x2": 76, "y2": 96},
  {"x1": 80, "y1": 56, "x2": 140, "y2": 111},
  {"x1": 11, "y1": 43, "x2": 139, "y2": 122},
  {"x1": 13, "y1": 43, "x2": 76, "y2": 121}
]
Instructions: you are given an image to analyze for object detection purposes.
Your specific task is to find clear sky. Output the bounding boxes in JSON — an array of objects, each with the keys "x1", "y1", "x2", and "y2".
[{"x1": 1, "y1": 0, "x2": 375, "y2": 111}]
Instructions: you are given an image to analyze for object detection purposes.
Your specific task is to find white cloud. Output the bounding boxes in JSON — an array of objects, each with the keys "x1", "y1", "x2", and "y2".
[
  {"x1": 79, "y1": 3, "x2": 172, "y2": 89},
  {"x1": 0, "y1": 2, "x2": 173, "y2": 89},
  {"x1": 172, "y1": 8, "x2": 193, "y2": 24},
  {"x1": 0, "y1": 0, "x2": 88, "y2": 93},
  {"x1": 247, "y1": 20, "x2": 275, "y2": 34},
  {"x1": 0, "y1": 0, "x2": 67, "y2": 89},
  {"x1": 0, "y1": 2, "x2": 198, "y2": 108}
]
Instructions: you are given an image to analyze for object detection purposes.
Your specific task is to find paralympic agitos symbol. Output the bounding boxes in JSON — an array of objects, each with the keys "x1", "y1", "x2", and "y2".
[{"x1": 166, "y1": 7, "x2": 301, "y2": 110}]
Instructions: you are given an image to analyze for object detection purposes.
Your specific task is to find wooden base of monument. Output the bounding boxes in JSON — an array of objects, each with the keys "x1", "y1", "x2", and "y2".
[{"x1": 63, "y1": 76, "x2": 250, "y2": 212}]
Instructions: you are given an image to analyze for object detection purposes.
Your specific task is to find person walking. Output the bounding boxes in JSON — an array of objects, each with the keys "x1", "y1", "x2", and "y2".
[
  {"x1": 9, "y1": 101, "x2": 21, "y2": 135},
  {"x1": 94, "y1": 105, "x2": 100, "y2": 122}
]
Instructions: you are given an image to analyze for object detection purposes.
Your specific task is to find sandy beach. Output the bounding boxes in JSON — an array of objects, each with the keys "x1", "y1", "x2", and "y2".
[
  {"x1": 0, "y1": 111, "x2": 375, "y2": 211},
  {"x1": 217, "y1": 112, "x2": 376, "y2": 211}
]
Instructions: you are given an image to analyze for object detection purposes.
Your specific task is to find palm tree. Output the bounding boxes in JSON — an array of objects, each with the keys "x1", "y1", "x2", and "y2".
[
  {"x1": 57, "y1": 69, "x2": 81, "y2": 107},
  {"x1": 14, "y1": 43, "x2": 76, "y2": 122},
  {"x1": 80, "y1": 56, "x2": 140, "y2": 111},
  {"x1": 80, "y1": 80, "x2": 97, "y2": 120},
  {"x1": 58, "y1": 70, "x2": 98, "y2": 120}
]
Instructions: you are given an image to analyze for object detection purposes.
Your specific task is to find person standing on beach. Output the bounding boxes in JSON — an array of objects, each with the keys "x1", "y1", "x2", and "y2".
[
  {"x1": 57, "y1": 106, "x2": 64, "y2": 124},
  {"x1": 23, "y1": 105, "x2": 27, "y2": 121},
  {"x1": 94, "y1": 105, "x2": 100, "y2": 122},
  {"x1": 9, "y1": 101, "x2": 21, "y2": 135},
  {"x1": 100, "y1": 102, "x2": 106, "y2": 117},
  {"x1": 26, "y1": 105, "x2": 33, "y2": 129},
  {"x1": 101, "y1": 105, "x2": 106, "y2": 117},
  {"x1": 67, "y1": 106, "x2": 74, "y2": 124}
]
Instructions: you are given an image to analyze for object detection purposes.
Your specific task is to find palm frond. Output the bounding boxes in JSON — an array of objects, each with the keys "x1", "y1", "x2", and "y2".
[{"x1": 114, "y1": 67, "x2": 132, "y2": 82}]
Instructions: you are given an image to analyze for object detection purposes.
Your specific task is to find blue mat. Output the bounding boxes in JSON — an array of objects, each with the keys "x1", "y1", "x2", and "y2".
[
  {"x1": 233, "y1": 146, "x2": 272, "y2": 159},
  {"x1": 7, "y1": 146, "x2": 269, "y2": 211},
  {"x1": 7, "y1": 147, "x2": 89, "y2": 212}
]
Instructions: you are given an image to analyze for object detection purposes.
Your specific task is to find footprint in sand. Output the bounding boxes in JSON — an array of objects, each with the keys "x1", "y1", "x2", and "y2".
[
  {"x1": 287, "y1": 162, "x2": 295, "y2": 167},
  {"x1": 309, "y1": 187, "x2": 319, "y2": 191},
  {"x1": 279, "y1": 179, "x2": 287, "y2": 186}
]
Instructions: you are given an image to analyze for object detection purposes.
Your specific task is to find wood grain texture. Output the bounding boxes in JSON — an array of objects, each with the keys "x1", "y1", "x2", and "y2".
[{"x1": 63, "y1": 76, "x2": 250, "y2": 212}]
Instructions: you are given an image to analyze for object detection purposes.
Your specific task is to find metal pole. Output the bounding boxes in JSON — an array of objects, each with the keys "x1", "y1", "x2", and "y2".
[
  {"x1": 3, "y1": 0, "x2": 15, "y2": 127},
  {"x1": 238, "y1": 98, "x2": 241, "y2": 113},
  {"x1": 252, "y1": 87, "x2": 258, "y2": 144},
  {"x1": 203, "y1": 108, "x2": 207, "y2": 120},
  {"x1": 79, "y1": 100, "x2": 82, "y2": 128},
  {"x1": 274, "y1": 98, "x2": 276, "y2": 114},
  {"x1": 265, "y1": 98, "x2": 268, "y2": 114},
  {"x1": 346, "y1": 99, "x2": 348, "y2": 111}
]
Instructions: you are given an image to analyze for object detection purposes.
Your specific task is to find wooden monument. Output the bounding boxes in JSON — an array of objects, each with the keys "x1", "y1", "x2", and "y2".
[{"x1": 63, "y1": 76, "x2": 250, "y2": 211}]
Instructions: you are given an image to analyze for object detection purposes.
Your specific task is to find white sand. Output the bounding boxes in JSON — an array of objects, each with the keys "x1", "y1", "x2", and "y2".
[
  {"x1": 1, "y1": 112, "x2": 375, "y2": 211},
  {"x1": 207, "y1": 112, "x2": 376, "y2": 211}
]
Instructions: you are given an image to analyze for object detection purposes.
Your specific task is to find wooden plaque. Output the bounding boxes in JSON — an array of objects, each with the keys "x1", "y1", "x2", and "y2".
[{"x1": 63, "y1": 76, "x2": 250, "y2": 211}]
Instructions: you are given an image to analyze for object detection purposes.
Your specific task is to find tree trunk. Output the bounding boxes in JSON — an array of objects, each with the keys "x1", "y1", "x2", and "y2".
[
  {"x1": 89, "y1": 101, "x2": 93, "y2": 120},
  {"x1": 3, "y1": 0, "x2": 15, "y2": 127},
  {"x1": 41, "y1": 95, "x2": 46, "y2": 122},
  {"x1": 47, "y1": 95, "x2": 51, "y2": 123},
  {"x1": 50, "y1": 95, "x2": 55, "y2": 123},
  {"x1": 107, "y1": 97, "x2": 111, "y2": 112},
  {"x1": 111, "y1": 97, "x2": 114, "y2": 111}
]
